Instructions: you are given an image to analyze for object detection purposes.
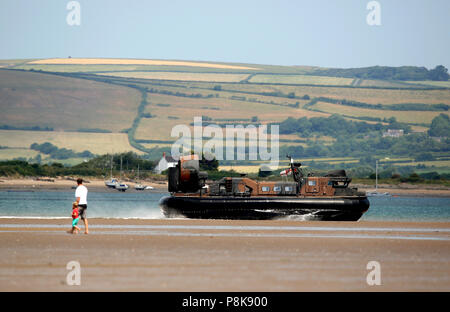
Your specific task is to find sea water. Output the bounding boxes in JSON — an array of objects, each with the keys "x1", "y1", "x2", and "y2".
[
  {"x1": 0, "y1": 190, "x2": 449, "y2": 221},
  {"x1": 361, "y1": 195, "x2": 450, "y2": 222},
  {"x1": 0, "y1": 190, "x2": 166, "y2": 219}
]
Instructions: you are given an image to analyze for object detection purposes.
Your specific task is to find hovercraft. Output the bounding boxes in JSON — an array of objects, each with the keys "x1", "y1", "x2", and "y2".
[{"x1": 159, "y1": 155, "x2": 369, "y2": 221}]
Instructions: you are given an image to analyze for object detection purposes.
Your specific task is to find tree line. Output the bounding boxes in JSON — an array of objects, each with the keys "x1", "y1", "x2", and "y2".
[
  {"x1": 310, "y1": 65, "x2": 449, "y2": 81},
  {"x1": 30, "y1": 142, "x2": 94, "y2": 160},
  {"x1": 278, "y1": 114, "x2": 411, "y2": 137}
]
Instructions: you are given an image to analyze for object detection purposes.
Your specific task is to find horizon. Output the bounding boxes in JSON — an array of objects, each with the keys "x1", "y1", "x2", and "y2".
[
  {"x1": 0, "y1": 0, "x2": 449, "y2": 70},
  {"x1": 0, "y1": 56, "x2": 447, "y2": 71}
]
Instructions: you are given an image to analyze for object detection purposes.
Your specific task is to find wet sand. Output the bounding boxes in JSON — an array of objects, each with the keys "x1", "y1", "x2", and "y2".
[{"x1": 0, "y1": 218, "x2": 449, "y2": 291}]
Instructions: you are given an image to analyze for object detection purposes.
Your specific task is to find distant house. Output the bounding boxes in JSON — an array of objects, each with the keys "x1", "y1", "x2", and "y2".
[
  {"x1": 430, "y1": 136, "x2": 444, "y2": 142},
  {"x1": 154, "y1": 152, "x2": 177, "y2": 174},
  {"x1": 382, "y1": 129, "x2": 404, "y2": 138}
]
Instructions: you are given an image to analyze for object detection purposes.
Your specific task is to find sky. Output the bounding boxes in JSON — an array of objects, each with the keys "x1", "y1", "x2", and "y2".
[{"x1": 0, "y1": 0, "x2": 449, "y2": 69}]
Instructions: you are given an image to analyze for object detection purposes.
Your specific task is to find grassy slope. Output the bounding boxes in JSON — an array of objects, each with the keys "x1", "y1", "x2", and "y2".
[
  {"x1": 1, "y1": 59, "x2": 449, "y2": 169},
  {"x1": 0, "y1": 69, "x2": 141, "y2": 132},
  {"x1": 0, "y1": 130, "x2": 143, "y2": 155}
]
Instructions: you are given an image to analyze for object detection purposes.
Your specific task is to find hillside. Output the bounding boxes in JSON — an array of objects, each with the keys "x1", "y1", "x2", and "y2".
[
  {"x1": 0, "y1": 69, "x2": 142, "y2": 132},
  {"x1": 0, "y1": 58, "x2": 449, "y2": 176}
]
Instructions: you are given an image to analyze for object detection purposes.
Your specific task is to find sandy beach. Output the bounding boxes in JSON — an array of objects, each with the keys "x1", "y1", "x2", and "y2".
[
  {"x1": 355, "y1": 184, "x2": 450, "y2": 197},
  {"x1": 0, "y1": 218, "x2": 449, "y2": 291},
  {"x1": 0, "y1": 177, "x2": 168, "y2": 192}
]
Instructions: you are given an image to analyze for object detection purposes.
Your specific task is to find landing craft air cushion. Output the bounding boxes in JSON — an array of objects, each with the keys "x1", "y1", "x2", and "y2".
[{"x1": 159, "y1": 155, "x2": 370, "y2": 220}]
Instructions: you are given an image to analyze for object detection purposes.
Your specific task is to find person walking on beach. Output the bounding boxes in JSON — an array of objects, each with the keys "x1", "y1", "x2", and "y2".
[{"x1": 75, "y1": 178, "x2": 89, "y2": 234}]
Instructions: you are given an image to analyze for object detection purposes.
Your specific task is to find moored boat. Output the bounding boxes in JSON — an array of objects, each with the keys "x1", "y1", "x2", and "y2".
[
  {"x1": 366, "y1": 160, "x2": 390, "y2": 197},
  {"x1": 115, "y1": 182, "x2": 129, "y2": 192},
  {"x1": 135, "y1": 183, "x2": 146, "y2": 190},
  {"x1": 105, "y1": 178, "x2": 118, "y2": 188},
  {"x1": 134, "y1": 165, "x2": 147, "y2": 190}
]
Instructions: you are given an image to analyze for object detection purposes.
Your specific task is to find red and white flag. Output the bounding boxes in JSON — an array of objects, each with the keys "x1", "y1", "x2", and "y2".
[{"x1": 280, "y1": 168, "x2": 292, "y2": 176}]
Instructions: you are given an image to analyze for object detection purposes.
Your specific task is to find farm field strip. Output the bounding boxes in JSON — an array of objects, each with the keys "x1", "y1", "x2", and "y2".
[
  {"x1": 97, "y1": 71, "x2": 250, "y2": 82},
  {"x1": 0, "y1": 130, "x2": 143, "y2": 155},
  {"x1": 358, "y1": 79, "x2": 428, "y2": 89},
  {"x1": 392, "y1": 160, "x2": 450, "y2": 167},
  {"x1": 136, "y1": 93, "x2": 329, "y2": 140},
  {"x1": 312, "y1": 101, "x2": 448, "y2": 124},
  {"x1": 213, "y1": 83, "x2": 450, "y2": 105},
  {"x1": 0, "y1": 148, "x2": 40, "y2": 160},
  {"x1": 405, "y1": 81, "x2": 450, "y2": 88},
  {"x1": 0, "y1": 69, "x2": 141, "y2": 132},
  {"x1": 218, "y1": 159, "x2": 361, "y2": 173},
  {"x1": 13, "y1": 64, "x2": 145, "y2": 72},
  {"x1": 121, "y1": 79, "x2": 312, "y2": 108},
  {"x1": 28, "y1": 58, "x2": 261, "y2": 70},
  {"x1": 249, "y1": 74, "x2": 354, "y2": 86}
]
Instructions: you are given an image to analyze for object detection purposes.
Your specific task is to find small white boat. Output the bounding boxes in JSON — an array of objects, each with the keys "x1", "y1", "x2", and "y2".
[
  {"x1": 115, "y1": 182, "x2": 129, "y2": 192},
  {"x1": 366, "y1": 191, "x2": 390, "y2": 197},
  {"x1": 135, "y1": 183, "x2": 146, "y2": 190},
  {"x1": 105, "y1": 178, "x2": 118, "y2": 188},
  {"x1": 105, "y1": 156, "x2": 117, "y2": 188},
  {"x1": 144, "y1": 185, "x2": 154, "y2": 190},
  {"x1": 366, "y1": 159, "x2": 390, "y2": 197},
  {"x1": 134, "y1": 165, "x2": 146, "y2": 190},
  {"x1": 114, "y1": 156, "x2": 129, "y2": 191}
]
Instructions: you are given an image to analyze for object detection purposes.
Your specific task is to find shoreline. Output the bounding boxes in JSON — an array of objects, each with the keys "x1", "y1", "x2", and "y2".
[
  {"x1": 0, "y1": 177, "x2": 167, "y2": 193},
  {"x1": 1, "y1": 217, "x2": 449, "y2": 227},
  {"x1": 0, "y1": 177, "x2": 449, "y2": 196}
]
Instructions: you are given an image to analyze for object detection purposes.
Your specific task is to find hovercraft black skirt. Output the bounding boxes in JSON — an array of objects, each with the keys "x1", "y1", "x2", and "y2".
[{"x1": 159, "y1": 196, "x2": 370, "y2": 221}]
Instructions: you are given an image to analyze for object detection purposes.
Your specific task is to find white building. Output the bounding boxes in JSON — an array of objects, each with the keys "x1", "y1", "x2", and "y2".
[
  {"x1": 382, "y1": 129, "x2": 404, "y2": 138},
  {"x1": 154, "y1": 152, "x2": 177, "y2": 174}
]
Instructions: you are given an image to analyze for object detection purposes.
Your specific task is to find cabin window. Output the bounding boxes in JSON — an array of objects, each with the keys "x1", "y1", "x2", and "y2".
[
  {"x1": 285, "y1": 186, "x2": 293, "y2": 192},
  {"x1": 273, "y1": 186, "x2": 281, "y2": 192},
  {"x1": 308, "y1": 180, "x2": 316, "y2": 186},
  {"x1": 261, "y1": 186, "x2": 270, "y2": 192}
]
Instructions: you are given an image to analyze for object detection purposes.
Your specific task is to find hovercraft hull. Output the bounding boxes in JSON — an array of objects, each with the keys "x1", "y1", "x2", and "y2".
[{"x1": 159, "y1": 196, "x2": 370, "y2": 221}]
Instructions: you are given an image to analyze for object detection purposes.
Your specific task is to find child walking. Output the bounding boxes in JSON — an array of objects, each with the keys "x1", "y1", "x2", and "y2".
[{"x1": 70, "y1": 201, "x2": 81, "y2": 234}]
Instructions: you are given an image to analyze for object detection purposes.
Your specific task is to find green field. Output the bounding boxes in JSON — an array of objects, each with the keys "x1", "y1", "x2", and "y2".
[
  {"x1": 135, "y1": 93, "x2": 328, "y2": 141},
  {"x1": 0, "y1": 69, "x2": 141, "y2": 132},
  {"x1": 0, "y1": 130, "x2": 143, "y2": 155},
  {"x1": 98, "y1": 71, "x2": 250, "y2": 82},
  {"x1": 312, "y1": 101, "x2": 448, "y2": 124},
  {"x1": 354, "y1": 79, "x2": 435, "y2": 89},
  {"x1": 248, "y1": 74, "x2": 354, "y2": 86},
  {"x1": 0, "y1": 148, "x2": 40, "y2": 160},
  {"x1": 405, "y1": 80, "x2": 450, "y2": 88},
  {"x1": 14, "y1": 58, "x2": 321, "y2": 74},
  {"x1": 393, "y1": 160, "x2": 450, "y2": 167},
  {"x1": 212, "y1": 83, "x2": 450, "y2": 105},
  {"x1": 1, "y1": 58, "x2": 449, "y2": 166},
  {"x1": 0, "y1": 148, "x2": 90, "y2": 166}
]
